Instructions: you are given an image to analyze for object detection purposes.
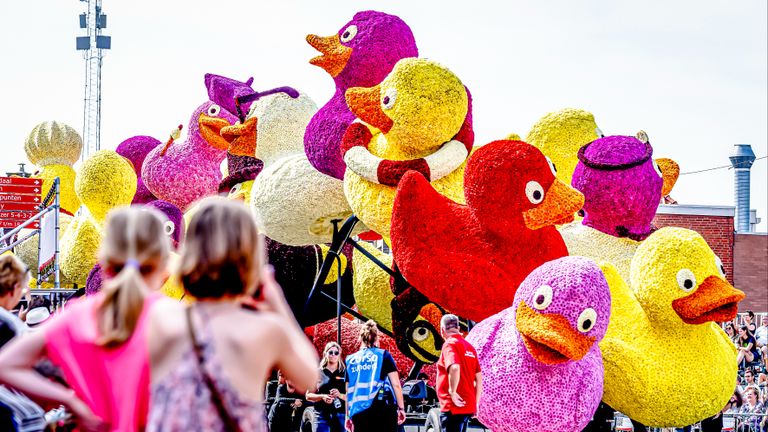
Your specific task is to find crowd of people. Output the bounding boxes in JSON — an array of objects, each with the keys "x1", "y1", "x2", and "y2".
[{"x1": 0, "y1": 198, "x2": 485, "y2": 432}]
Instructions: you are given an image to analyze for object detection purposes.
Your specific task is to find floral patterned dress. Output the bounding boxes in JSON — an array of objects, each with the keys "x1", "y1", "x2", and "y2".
[{"x1": 146, "y1": 309, "x2": 266, "y2": 432}]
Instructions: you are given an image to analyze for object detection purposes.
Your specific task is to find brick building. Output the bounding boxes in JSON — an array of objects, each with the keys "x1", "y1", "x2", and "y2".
[{"x1": 653, "y1": 204, "x2": 767, "y2": 312}]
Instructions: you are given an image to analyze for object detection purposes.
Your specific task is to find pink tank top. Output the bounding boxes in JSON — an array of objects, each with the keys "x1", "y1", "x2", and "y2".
[{"x1": 44, "y1": 293, "x2": 161, "y2": 432}]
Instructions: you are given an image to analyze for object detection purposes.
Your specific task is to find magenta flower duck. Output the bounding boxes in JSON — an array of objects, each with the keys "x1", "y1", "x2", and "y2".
[
  {"x1": 116, "y1": 135, "x2": 161, "y2": 204},
  {"x1": 466, "y1": 256, "x2": 612, "y2": 432},
  {"x1": 141, "y1": 74, "x2": 251, "y2": 211},
  {"x1": 304, "y1": 10, "x2": 418, "y2": 180}
]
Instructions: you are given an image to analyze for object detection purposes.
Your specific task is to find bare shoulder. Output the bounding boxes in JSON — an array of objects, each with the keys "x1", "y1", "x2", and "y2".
[
  {"x1": 148, "y1": 298, "x2": 186, "y2": 336},
  {"x1": 232, "y1": 310, "x2": 291, "y2": 342}
]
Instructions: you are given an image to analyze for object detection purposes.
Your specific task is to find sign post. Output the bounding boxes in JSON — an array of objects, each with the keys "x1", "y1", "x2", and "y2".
[{"x1": 0, "y1": 177, "x2": 43, "y2": 230}]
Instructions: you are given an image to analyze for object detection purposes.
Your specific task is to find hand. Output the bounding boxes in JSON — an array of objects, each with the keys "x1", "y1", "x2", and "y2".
[
  {"x1": 322, "y1": 395, "x2": 335, "y2": 404},
  {"x1": 397, "y1": 408, "x2": 406, "y2": 425},
  {"x1": 450, "y1": 391, "x2": 466, "y2": 408},
  {"x1": 18, "y1": 304, "x2": 28, "y2": 322},
  {"x1": 69, "y1": 398, "x2": 108, "y2": 432},
  {"x1": 345, "y1": 417, "x2": 354, "y2": 432},
  {"x1": 292, "y1": 400, "x2": 303, "y2": 408},
  {"x1": 255, "y1": 266, "x2": 290, "y2": 316},
  {"x1": 329, "y1": 388, "x2": 340, "y2": 398}
]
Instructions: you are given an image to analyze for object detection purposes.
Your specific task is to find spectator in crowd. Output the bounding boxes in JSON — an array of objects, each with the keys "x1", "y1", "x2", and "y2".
[
  {"x1": 756, "y1": 316, "x2": 768, "y2": 363},
  {"x1": 306, "y1": 342, "x2": 346, "y2": 432},
  {"x1": 268, "y1": 373, "x2": 305, "y2": 432},
  {"x1": 738, "y1": 325, "x2": 761, "y2": 367},
  {"x1": 146, "y1": 197, "x2": 318, "y2": 432},
  {"x1": 745, "y1": 311, "x2": 758, "y2": 335},
  {"x1": 436, "y1": 314, "x2": 482, "y2": 432},
  {"x1": 0, "y1": 207, "x2": 173, "y2": 432},
  {"x1": 416, "y1": 372, "x2": 438, "y2": 410},
  {"x1": 739, "y1": 386, "x2": 764, "y2": 432},
  {"x1": 345, "y1": 320, "x2": 405, "y2": 432},
  {"x1": 24, "y1": 307, "x2": 51, "y2": 330},
  {"x1": 727, "y1": 323, "x2": 739, "y2": 345},
  {"x1": 742, "y1": 368, "x2": 759, "y2": 393},
  {"x1": 0, "y1": 255, "x2": 46, "y2": 431}
]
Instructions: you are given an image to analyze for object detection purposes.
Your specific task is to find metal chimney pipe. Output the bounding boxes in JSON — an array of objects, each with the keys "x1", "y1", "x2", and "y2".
[{"x1": 729, "y1": 144, "x2": 756, "y2": 232}]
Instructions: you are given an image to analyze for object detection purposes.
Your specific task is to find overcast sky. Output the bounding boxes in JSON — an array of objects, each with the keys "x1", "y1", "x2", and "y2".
[{"x1": 1, "y1": 0, "x2": 766, "y2": 230}]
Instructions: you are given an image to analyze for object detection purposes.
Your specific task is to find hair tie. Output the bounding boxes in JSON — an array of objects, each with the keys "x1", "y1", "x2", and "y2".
[{"x1": 125, "y1": 259, "x2": 141, "y2": 270}]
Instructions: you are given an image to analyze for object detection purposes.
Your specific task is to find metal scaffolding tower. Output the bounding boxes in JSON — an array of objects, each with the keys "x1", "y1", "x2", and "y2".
[{"x1": 76, "y1": 0, "x2": 111, "y2": 162}]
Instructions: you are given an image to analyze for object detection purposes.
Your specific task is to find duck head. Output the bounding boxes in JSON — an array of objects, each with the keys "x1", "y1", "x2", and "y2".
[
  {"x1": 144, "y1": 200, "x2": 184, "y2": 249},
  {"x1": 307, "y1": 11, "x2": 418, "y2": 89},
  {"x1": 75, "y1": 150, "x2": 137, "y2": 224},
  {"x1": 513, "y1": 256, "x2": 611, "y2": 365},
  {"x1": 220, "y1": 89, "x2": 317, "y2": 164},
  {"x1": 525, "y1": 108, "x2": 601, "y2": 186},
  {"x1": 630, "y1": 227, "x2": 745, "y2": 326},
  {"x1": 186, "y1": 101, "x2": 238, "y2": 153},
  {"x1": 345, "y1": 58, "x2": 467, "y2": 157},
  {"x1": 573, "y1": 134, "x2": 678, "y2": 241},
  {"x1": 464, "y1": 140, "x2": 584, "y2": 236}
]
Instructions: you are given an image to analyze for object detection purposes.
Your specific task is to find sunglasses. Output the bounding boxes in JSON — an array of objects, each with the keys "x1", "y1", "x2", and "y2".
[{"x1": 327, "y1": 350, "x2": 340, "y2": 356}]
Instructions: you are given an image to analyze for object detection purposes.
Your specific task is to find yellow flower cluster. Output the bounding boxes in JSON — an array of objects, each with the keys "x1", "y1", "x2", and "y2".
[
  {"x1": 352, "y1": 242, "x2": 395, "y2": 331},
  {"x1": 525, "y1": 108, "x2": 600, "y2": 186},
  {"x1": 559, "y1": 221, "x2": 639, "y2": 282}
]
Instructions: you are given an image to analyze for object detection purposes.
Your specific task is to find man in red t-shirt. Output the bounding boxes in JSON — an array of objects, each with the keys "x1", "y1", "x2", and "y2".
[{"x1": 436, "y1": 314, "x2": 482, "y2": 432}]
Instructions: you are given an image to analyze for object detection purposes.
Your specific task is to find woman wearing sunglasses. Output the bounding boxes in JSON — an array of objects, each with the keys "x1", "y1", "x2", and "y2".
[{"x1": 306, "y1": 342, "x2": 346, "y2": 432}]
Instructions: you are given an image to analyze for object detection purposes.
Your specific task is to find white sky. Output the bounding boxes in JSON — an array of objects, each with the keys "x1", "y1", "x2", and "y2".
[{"x1": 1, "y1": 0, "x2": 766, "y2": 230}]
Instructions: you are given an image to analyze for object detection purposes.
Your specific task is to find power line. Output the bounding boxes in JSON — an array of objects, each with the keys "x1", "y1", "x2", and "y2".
[{"x1": 680, "y1": 156, "x2": 767, "y2": 176}]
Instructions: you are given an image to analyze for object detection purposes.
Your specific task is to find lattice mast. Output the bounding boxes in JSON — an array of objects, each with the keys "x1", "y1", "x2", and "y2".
[{"x1": 76, "y1": 0, "x2": 111, "y2": 162}]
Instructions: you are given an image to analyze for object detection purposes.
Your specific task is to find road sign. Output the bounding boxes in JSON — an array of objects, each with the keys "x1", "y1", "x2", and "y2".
[
  {"x1": 0, "y1": 185, "x2": 42, "y2": 195},
  {"x1": 0, "y1": 177, "x2": 42, "y2": 186},
  {"x1": 0, "y1": 194, "x2": 40, "y2": 203},
  {"x1": 0, "y1": 211, "x2": 36, "y2": 220},
  {"x1": 0, "y1": 203, "x2": 40, "y2": 212},
  {"x1": 0, "y1": 220, "x2": 38, "y2": 229}
]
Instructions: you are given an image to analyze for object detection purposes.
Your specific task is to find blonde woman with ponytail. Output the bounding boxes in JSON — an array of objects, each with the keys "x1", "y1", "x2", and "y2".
[{"x1": 0, "y1": 207, "x2": 172, "y2": 431}]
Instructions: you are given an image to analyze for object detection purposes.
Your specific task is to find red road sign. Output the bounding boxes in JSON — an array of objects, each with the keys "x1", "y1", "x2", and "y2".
[
  {"x1": 0, "y1": 194, "x2": 40, "y2": 204},
  {"x1": 0, "y1": 185, "x2": 42, "y2": 195},
  {"x1": 0, "y1": 211, "x2": 36, "y2": 220},
  {"x1": 0, "y1": 220, "x2": 39, "y2": 229},
  {"x1": 0, "y1": 203, "x2": 39, "y2": 211},
  {"x1": 0, "y1": 177, "x2": 42, "y2": 186}
]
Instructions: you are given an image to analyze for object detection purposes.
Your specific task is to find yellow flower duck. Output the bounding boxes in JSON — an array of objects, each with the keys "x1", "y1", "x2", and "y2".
[
  {"x1": 60, "y1": 150, "x2": 136, "y2": 285},
  {"x1": 220, "y1": 87, "x2": 356, "y2": 246},
  {"x1": 341, "y1": 57, "x2": 474, "y2": 238},
  {"x1": 525, "y1": 108, "x2": 601, "y2": 187},
  {"x1": 600, "y1": 227, "x2": 745, "y2": 427}
]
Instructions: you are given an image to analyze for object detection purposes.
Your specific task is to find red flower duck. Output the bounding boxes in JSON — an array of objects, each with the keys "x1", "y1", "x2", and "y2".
[{"x1": 391, "y1": 140, "x2": 584, "y2": 322}]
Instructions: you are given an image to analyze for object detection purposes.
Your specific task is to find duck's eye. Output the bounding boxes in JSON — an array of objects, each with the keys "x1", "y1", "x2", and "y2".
[
  {"x1": 653, "y1": 160, "x2": 663, "y2": 178},
  {"x1": 163, "y1": 221, "x2": 176, "y2": 236},
  {"x1": 715, "y1": 256, "x2": 726, "y2": 278},
  {"x1": 577, "y1": 308, "x2": 597, "y2": 333},
  {"x1": 411, "y1": 326, "x2": 430, "y2": 342},
  {"x1": 595, "y1": 127, "x2": 605, "y2": 138},
  {"x1": 340, "y1": 25, "x2": 358, "y2": 43},
  {"x1": 676, "y1": 269, "x2": 697, "y2": 292},
  {"x1": 381, "y1": 88, "x2": 397, "y2": 110},
  {"x1": 545, "y1": 156, "x2": 557, "y2": 175},
  {"x1": 525, "y1": 181, "x2": 545, "y2": 205},
  {"x1": 531, "y1": 285, "x2": 553, "y2": 310},
  {"x1": 229, "y1": 183, "x2": 242, "y2": 196},
  {"x1": 207, "y1": 104, "x2": 221, "y2": 117}
]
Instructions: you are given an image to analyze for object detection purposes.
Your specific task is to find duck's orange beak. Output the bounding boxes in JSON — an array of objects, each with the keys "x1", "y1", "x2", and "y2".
[
  {"x1": 656, "y1": 158, "x2": 680, "y2": 196},
  {"x1": 307, "y1": 34, "x2": 352, "y2": 78},
  {"x1": 198, "y1": 114, "x2": 232, "y2": 151},
  {"x1": 221, "y1": 117, "x2": 258, "y2": 157},
  {"x1": 523, "y1": 179, "x2": 584, "y2": 230},
  {"x1": 516, "y1": 301, "x2": 595, "y2": 364},
  {"x1": 672, "y1": 275, "x2": 745, "y2": 324},
  {"x1": 345, "y1": 85, "x2": 393, "y2": 133}
]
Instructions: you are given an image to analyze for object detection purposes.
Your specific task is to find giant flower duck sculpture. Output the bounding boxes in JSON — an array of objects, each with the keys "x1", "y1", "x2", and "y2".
[
  {"x1": 142, "y1": 74, "x2": 247, "y2": 211},
  {"x1": 600, "y1": 227, "x2": 744, "y2": 427},
  {"x1": 341, "y1": 57, "x2": 474, "y2": 239},
  {"x1": 115, "y1": 135, "x2": 161, "y2": 204},
  {"x1": 559, "y1": 132, "x2": 679, "y2": 281},
  {"x1": 466, "y1": 256, "x2": 611, "y2": 432},
  {"x1": 220, "y1": 87, "x2": 357, "y2": 246},
  {"x1": 305, "y1": 10, "x2": 418, "y2": 180},
  {"x1": 391, "y1": 140, "x2": 584, "y2": 322}
]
